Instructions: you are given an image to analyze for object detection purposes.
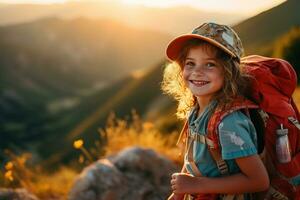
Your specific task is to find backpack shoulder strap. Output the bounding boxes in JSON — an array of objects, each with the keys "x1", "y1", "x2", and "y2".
[
  {"x1": 207, "y1": 97, "x2": 259, "y2": 150},
  {"x1": 176, "y1": 120, "x2": 189, "y2": 147},
  {"x1": 206, "y1": 97, "x2": 258, "y2": 176}
]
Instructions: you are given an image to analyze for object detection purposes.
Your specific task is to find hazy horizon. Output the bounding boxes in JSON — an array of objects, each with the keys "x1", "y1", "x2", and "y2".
[{"x1": 0, "y1": 0, "x2": 286, "y2": 16}]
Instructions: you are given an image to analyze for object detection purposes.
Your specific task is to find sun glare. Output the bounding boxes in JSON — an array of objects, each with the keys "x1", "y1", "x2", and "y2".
[
  {"x1": 0, "y1": 0, "x2": 286, "y2": 16},
  {"x1": 0, "y1": 0, "x2": 68, "y2": 4},
  {"x1": 121, "y1": 0, "x2": 182, "y2": 8},
  {"x1": 121, "y1": 0, "x2": 286, "y2": 15}
]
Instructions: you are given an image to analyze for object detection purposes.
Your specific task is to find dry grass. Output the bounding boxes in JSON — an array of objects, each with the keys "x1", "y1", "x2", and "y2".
[
  {"x1": 99, "y1": 110, "x2": 182, "y2": 164},
  {"x1": 1, "y1": 110, "x2": 182, "y2": 199},
  {"x1": 1, "y1": 151, "x2": 77, "y2": 200},
  {"x1": 31, "y1": 167, "x2": 77, "y2": 200}
]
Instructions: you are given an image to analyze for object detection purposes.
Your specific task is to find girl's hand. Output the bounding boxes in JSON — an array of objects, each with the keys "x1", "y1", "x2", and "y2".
[{"x1": 171, "y1": 172, "x2": 197, "y2": 194}]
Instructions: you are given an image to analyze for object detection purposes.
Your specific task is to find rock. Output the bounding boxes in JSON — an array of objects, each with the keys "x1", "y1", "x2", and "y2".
[
  {"x1": 69, "y1": 146, "x2": 179, "y2": 200},
  {"x1": 0, "y1": 188, "x2": 39, "y2": 200},
  {"x1": 69, "y1": 158, "x2": 126, "y2": 200}
]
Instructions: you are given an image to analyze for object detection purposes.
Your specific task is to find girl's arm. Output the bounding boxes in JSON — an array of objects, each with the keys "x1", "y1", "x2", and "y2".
[{"x1": 171, "y1": 154, "x2": 269, "y2": 195}]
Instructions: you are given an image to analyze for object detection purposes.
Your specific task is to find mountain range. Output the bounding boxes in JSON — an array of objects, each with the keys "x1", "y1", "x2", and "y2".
[
  {"x1": 234, "y1": 0, "x2": 300, "y2": 55},
  {"x1": 0, "y1": 15, "x2": 174, "y2": 165},
  {"x1": 0, "y1": 1, "x2": 246, "y2": 35}
]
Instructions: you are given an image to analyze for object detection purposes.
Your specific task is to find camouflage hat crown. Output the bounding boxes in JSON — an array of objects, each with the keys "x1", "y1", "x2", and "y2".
[{"x1": 166, "y1": 22, "x2": 244, "y2": 61}]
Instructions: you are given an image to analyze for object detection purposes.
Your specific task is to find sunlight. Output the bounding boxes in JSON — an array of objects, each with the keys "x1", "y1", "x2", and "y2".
[
  {"x1": 121, "y1": 0, "x2": 286, "y2": 15},
  {"x1": 121, "y1": 0, "x2": 183, "y2": 8},
  {"x1": 0, "y1": 0, "x2": 286, "y2": 15},
  {"x1": 0, "y1": 0, "x2": 68, "y2": 4}
]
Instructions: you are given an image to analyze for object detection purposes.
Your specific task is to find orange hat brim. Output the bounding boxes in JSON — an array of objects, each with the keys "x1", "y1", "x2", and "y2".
[{"x1": 166, "y1": 34, "x2": 236, "y2": 62}]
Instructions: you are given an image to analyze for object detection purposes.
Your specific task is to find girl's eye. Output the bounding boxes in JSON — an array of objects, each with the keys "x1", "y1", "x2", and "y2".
[
  {"x1": 205, "y1": 62, "x2": 216, "y2": 68},
  {"x1": 185, "y1": 61, "x2": 195, "y2": 67}
]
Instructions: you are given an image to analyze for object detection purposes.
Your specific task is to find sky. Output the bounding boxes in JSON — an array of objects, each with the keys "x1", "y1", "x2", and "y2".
[{"x1": 0, "y1": 0, "x2": 286, "y2": 15}]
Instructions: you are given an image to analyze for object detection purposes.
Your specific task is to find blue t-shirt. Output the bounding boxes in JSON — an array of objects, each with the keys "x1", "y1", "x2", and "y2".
[{"x1": 185, "y1": 101, "x2": 258, "y2": 177}]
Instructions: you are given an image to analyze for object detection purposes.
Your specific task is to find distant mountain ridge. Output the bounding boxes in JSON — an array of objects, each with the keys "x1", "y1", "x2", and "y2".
[
  {"x1": 234, "y1": 0, "x2": 300, "y2": 55},
  {"x1": 0, "y1": 17, "x2": 171, "y2": 82},
  {"x1": 0, "y1": 1, "x2": 245, "y2": 35}
]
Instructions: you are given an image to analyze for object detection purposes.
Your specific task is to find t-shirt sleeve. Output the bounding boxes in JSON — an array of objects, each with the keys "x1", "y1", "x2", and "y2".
[{"x1": 218, "y1": 111, "x2": 258, "y2": 160}]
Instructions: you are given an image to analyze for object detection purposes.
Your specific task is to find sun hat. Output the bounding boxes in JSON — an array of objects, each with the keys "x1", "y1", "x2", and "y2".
[{"x1": 166, "y1": 22, "x2": 244, "y2": 62}]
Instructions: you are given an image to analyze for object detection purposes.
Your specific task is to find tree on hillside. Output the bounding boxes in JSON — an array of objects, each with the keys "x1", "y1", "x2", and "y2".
[{"x1": 273, "y1": 27, "x2": 300, "y2": 82}]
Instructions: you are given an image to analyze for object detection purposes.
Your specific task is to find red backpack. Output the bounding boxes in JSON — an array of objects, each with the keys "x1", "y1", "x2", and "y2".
[{"x1": 177, "y1": 55, "x2": 300, "y2": 200}]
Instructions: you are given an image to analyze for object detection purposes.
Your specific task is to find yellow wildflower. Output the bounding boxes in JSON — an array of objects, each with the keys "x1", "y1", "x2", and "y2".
[
  {"x1": 73, "y1": 139, "x2": 84, "y2": 149},
  {"x1": 5, "y1": 162, "x2": 13, "y2": 170},
  {"x1": 5, "y1": 170, "x2": 14, "y2": 181}
]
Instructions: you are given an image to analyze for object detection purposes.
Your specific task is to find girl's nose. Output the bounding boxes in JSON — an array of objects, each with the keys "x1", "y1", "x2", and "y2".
[{"x1": 194, "y1": 65, "x2": 205, "y2": 74}]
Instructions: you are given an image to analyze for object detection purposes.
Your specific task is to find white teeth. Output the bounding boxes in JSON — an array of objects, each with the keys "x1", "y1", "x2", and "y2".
[{"x1": 191, "y1": 80, "x2": 209, "y2": 86}]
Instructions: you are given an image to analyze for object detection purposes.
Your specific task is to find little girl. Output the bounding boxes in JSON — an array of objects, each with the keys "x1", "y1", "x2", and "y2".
[{"x1": 162, "y1": 22, "x2": 269, "y2": 200}]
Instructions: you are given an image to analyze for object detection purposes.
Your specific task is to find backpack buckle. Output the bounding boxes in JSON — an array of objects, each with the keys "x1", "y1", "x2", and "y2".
[{"x1": 258, "y1": 110, "x2": 269, "y2": 127}]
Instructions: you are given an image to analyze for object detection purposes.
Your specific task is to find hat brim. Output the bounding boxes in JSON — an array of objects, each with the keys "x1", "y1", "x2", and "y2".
[{"x1": 166, "y1": 34, "x2": 237, "y2": 62}]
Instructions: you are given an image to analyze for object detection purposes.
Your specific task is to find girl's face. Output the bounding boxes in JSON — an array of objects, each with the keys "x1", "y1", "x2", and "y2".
[{"x1": 182, "y1": 45, "x2": 224, "y2": 104}]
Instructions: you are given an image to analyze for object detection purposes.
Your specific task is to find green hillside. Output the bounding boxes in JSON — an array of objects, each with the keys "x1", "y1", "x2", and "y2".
[
  {"x1": 0, "y1": 58, "x2": 175, "y2": 167},
  {"x1": 45, "y1": 62, "x2": 170, "y2": 165},
  {"x1": 0, "y1": 17, "x2": 172, "y2": 166},
  {"x1": 234, "y1": 0, "x2": 300, "y2": 55}
]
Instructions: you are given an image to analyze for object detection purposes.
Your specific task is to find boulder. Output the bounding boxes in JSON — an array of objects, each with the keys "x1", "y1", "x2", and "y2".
[{"x1": 69, "y1": 146, "x2": 179, "y2": 200}]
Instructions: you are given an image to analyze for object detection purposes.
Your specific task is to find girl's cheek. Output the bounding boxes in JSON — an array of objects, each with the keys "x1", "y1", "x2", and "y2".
[
  {"x1": 182, "y1": 68, "x2": 188, "y2": 78},
  {"x1": 182, "y1": 70, "x2": 189, "y2": 84}
]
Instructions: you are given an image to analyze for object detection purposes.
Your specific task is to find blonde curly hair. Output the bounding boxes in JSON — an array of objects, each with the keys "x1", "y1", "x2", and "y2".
[{"x1": 161, "y1": 39, "x2": 250, "y2": 120}]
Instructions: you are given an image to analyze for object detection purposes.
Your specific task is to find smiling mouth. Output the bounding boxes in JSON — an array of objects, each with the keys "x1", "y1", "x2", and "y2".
[{"x1": 190, "y1": 80, "x2": 210, "y2": 87}]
